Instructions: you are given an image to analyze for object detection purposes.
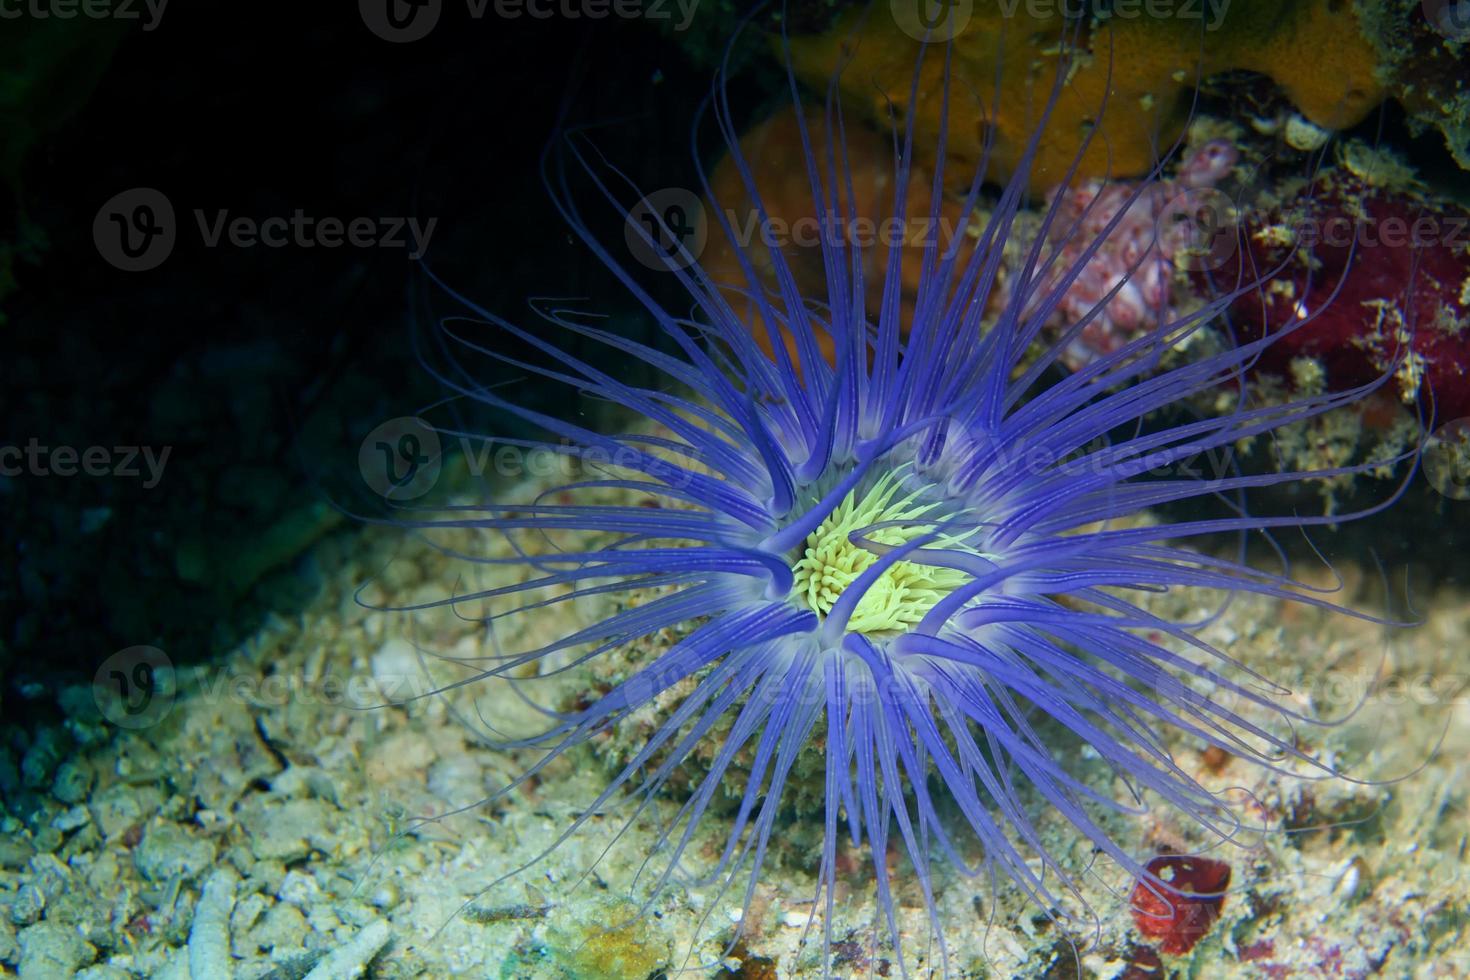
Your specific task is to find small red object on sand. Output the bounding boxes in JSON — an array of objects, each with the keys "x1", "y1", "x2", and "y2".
[{"x1": 1130, "y1": 854, "x2": 1232, "y2": 955}]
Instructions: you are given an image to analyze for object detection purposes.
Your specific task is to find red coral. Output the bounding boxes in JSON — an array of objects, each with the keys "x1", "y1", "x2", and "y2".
[
  {"x1": 1129, "y1": 854, "x2": 1232, "y2": 955},
  {"x1": 1208, "y1": 169, "x2": 1470, "y2": 422}
]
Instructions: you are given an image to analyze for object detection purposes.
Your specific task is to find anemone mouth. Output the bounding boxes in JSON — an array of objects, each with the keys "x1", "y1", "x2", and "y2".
[{"x1": 788, "y1": 467, "x2": 987, "y2": 636}]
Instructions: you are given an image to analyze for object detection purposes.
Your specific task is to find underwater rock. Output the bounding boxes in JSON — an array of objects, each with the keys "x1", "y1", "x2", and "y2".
[
  {"x1": 297, "y1": 918, "x2": 391, "y2": 979},
  {"x1": 133, "y1": 823, "x2": 216, "y2": 884},
  {"x1": 240, "y1": 797, "x2": 336, "y2": 864},
  {"x1": 0, "y1": 16, "x2": 128, "y2": 317},
  {"x1": 175, "y1": 498, "x2": 344, "y2": 598},
  {"x1": 1359, "y1": 0, "x2": 1470, "y2": 173},
  {"x1": 16, "y1": 920, "x2": 95, "y2": 980},
  {"x1": 188, "y1": 868, "x2": 236, "y2": 980}
]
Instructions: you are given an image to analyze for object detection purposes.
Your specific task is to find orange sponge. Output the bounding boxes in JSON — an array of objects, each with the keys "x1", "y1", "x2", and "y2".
[{"x1": 782, "y1": 0, "x2": 1384, "y2": 186}]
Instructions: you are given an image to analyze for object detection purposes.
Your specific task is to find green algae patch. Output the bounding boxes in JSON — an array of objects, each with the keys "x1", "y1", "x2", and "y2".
[{"x1": 545, "y1": 896, "x2": 671, "y2": 980}]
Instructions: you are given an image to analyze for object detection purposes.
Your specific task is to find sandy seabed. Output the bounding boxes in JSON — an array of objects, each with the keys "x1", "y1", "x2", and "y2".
[{"x1": 3, "y1": 465, "x2": 1467, "y2": 980}]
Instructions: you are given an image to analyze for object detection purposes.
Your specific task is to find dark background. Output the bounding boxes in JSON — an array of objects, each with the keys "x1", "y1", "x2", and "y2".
[{"x1": 1, "y1": 3, "x2": 776, "y2": 714}]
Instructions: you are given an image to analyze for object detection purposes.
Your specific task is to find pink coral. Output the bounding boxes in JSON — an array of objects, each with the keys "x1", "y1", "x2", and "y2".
[{"x1": 1020, "y1": 139, "x2": 1240, "y2": 368}]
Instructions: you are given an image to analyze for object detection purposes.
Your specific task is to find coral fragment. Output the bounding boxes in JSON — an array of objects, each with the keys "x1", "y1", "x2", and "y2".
[{"x1": 1129, "y1": 854, "x2": 1232, "y2": 955}]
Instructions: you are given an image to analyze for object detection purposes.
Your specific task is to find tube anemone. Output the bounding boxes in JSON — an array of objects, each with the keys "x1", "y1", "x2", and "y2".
[{"x1": 376, "y1": 10, "x2": 1415, "y2": 977}]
